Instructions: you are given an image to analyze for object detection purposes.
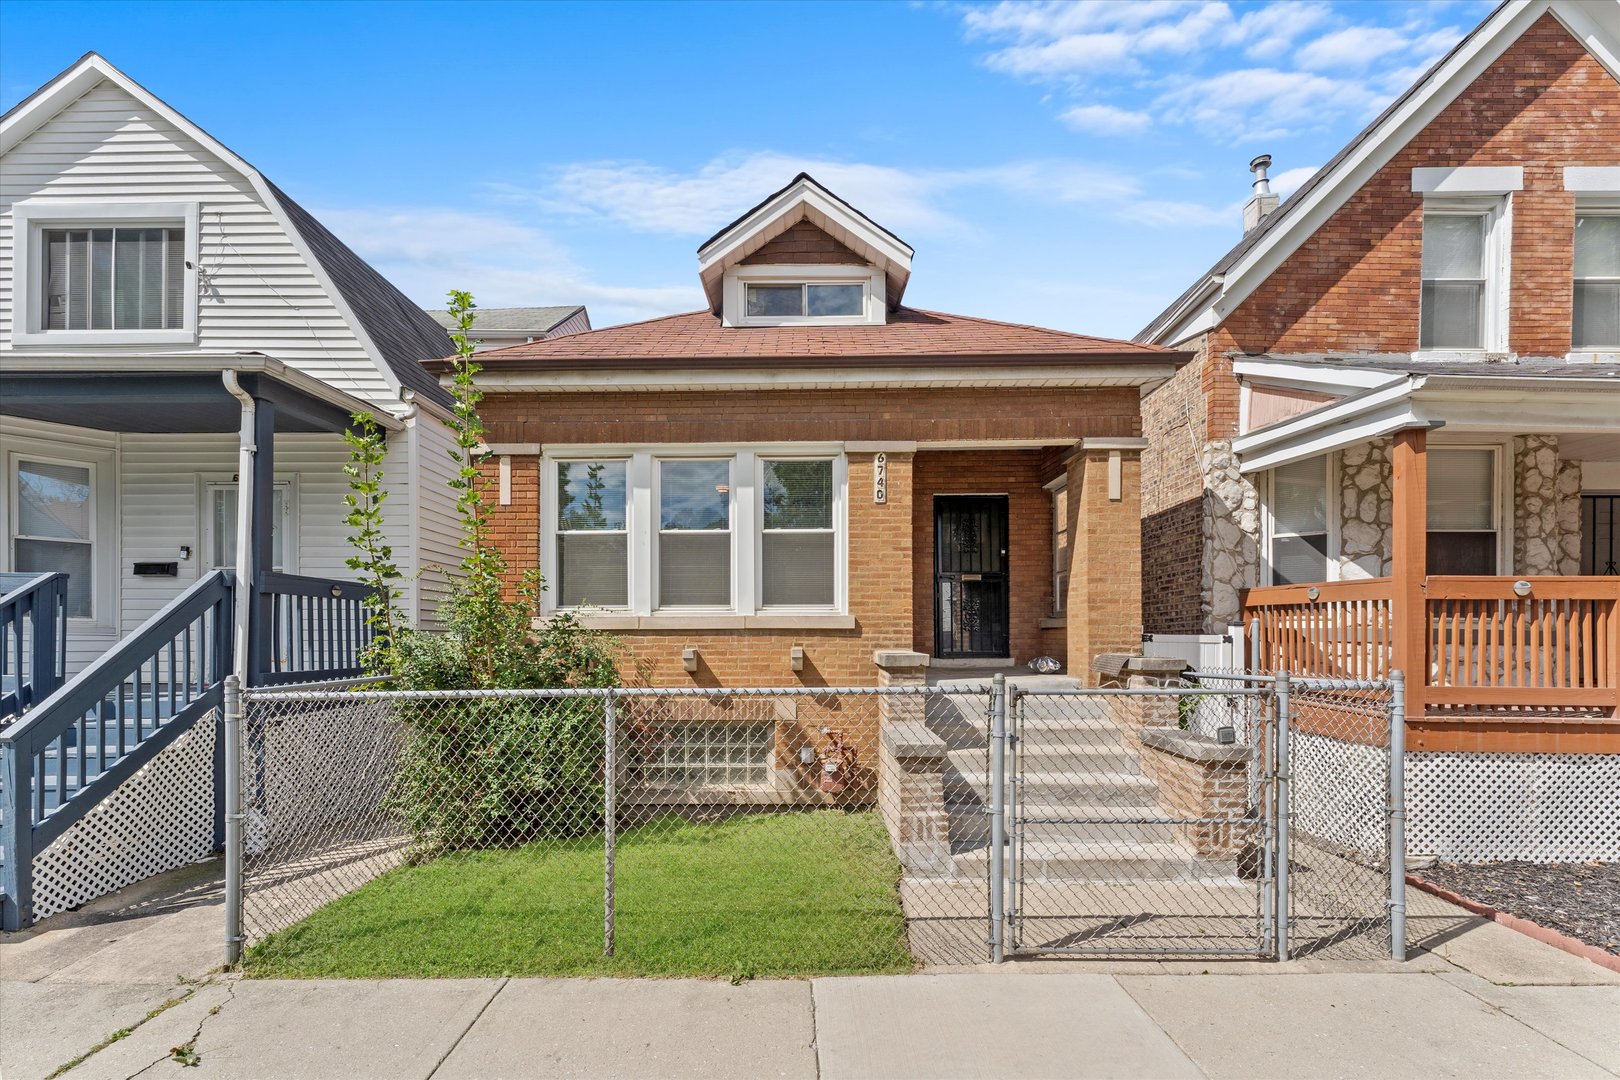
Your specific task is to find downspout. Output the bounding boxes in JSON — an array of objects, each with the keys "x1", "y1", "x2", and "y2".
[{"x1": 222, "y1": 370, "x2": 256, "y2": 685}]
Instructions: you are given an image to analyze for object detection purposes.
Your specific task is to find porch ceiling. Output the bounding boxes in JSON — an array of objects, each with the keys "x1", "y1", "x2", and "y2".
[{"x1": 0, "y1": 371, "x2": 355, "y2": 434}]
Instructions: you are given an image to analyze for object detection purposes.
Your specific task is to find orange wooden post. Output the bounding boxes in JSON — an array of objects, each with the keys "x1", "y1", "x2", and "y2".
[{"x1": 1391, "y1": 429, "x2": 1428, "y2": 724}]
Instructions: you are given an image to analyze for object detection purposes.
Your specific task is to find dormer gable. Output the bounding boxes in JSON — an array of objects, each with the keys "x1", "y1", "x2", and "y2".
[{"x1": 697, "y1": 173, "x2": 914, "y2": 327}]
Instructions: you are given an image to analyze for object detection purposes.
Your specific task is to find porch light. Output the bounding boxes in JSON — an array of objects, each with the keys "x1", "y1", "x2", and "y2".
[
  {"x1": 329, "y1": 584, "x2": 342, "y2": 599},
  {"x1": 1306, "y1": 586, "x2": 1320, "y2": 601},
  {"x1": 1512, "y1": 579, "x2": 1532, "y2": 597}
]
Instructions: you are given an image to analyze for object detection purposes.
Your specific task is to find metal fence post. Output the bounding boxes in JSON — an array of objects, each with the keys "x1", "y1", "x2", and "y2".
[
  {"x1": 1388, "y1": 669, "x2": 1407, "y2": 962},
  {"x1": 603, "y1": 687, "x2": 617, "y2": 959},
  {"x1": 223, "y1": 675, "x2": 244, "y2": 967},
  {"x1": 988, "y1": 672, "x2": 1007, "y2": 964},
  {"x1": 1274, "y1": 670, "x2": 1291, "y2": 963}
]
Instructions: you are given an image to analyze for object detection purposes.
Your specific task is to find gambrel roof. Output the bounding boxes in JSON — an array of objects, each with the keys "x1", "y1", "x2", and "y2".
[
  {"x1": 1, "y1": 53, "x2": 454, "y2": 408},
  {"x1": 1136, "y1": 0, "x2": 1620, "y2": 347}
]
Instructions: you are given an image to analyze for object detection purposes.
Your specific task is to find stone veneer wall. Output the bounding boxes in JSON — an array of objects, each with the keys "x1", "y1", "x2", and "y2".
[
  {"x1": 1513, "y1": 435, "x2": 1582, "y2": 575},
  {"x1": 1203, "y1": 441, "x2": 1259, "y2": 632},
  {"x1": 1339, "y1": 438, "x2": 1393, "y2": 578}
]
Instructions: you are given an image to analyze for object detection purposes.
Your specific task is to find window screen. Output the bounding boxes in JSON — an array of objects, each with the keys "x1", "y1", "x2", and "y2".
[
  {"x1": 658, "y1": 459, "x2": 731, "y2": 607},
  {"x1": 761, "y1": 459, "x2": 834, "y2": 607},
  {"x1": 557, "y1": 460, "x2": 629, "y2": 607}
]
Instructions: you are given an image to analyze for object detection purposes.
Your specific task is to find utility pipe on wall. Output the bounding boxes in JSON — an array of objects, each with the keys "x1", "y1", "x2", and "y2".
[{"x1": 222, "y1": 370, "x2": 256, "y2": 686}]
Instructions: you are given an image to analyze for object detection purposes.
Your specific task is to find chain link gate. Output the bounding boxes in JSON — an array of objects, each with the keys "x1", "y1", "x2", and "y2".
[{"x1": 1001, "y1": 677, "x2": 1282, "y2": 958}]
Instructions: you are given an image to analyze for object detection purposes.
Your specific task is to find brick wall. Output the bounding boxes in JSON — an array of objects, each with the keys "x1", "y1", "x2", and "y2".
[
  {"x1": 1140, "y1": 333, "x2": 1212, "y2": 635},
  {"x1": 1066, "y1": 448, "x2": 1144, "y2": 682},
  {"x1": 911, "y1": 449, "x2": 1063, "y2": 665},
  {"x1": 740, "y1": 221, "x2": 865, "y2": 266},
  {"x1": 478, "y1": 386, "x2": 1143, "y2": 447},
  {"x1": 1223, "y1": 15, "x2": 1620, "y2": 357}
]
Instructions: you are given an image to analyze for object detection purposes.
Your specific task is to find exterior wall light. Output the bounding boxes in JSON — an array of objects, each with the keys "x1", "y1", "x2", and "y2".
[
  {"x1": 1306, "y1": 587, "x2": 1321, "y2": 601},
  {"x1": 1512, "y1": 580, "x2": 1533, "y2": 598}
]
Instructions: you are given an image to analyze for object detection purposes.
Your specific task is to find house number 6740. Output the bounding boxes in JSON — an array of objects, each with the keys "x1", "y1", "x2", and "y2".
[{"x1": 874, "y1": 452, "x2": 887, "y2": 504}]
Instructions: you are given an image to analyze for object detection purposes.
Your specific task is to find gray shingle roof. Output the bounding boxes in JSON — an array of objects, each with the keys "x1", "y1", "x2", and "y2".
[
  {"x1": 266, "y1": 181, "x2": 455, "y2": 408},
  {"x1": 426, "y1": 306, "x2": 586, "y2": 333}
]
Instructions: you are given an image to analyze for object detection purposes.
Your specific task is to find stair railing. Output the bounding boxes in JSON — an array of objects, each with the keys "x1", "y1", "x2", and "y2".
[
  {"x1": 0, "y1": 570, "x2": 234, "y2": 929},
  {"x1": 0, "y1": 572, "x2": 69, "y2": 722}
]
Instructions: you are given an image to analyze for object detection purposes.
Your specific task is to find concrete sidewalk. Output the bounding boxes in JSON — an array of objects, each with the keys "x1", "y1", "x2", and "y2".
[{"x1": 3, "y1": 868, "x2": 1617, "y2": 1080}]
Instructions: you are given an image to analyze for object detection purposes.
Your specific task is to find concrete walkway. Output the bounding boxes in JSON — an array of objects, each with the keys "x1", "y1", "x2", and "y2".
[{"x1": 3, "y1": 864, "x2": 1618, "y2": 1079}]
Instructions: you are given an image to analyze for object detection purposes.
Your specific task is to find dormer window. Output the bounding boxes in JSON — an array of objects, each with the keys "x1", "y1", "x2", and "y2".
[{"x1": 744, "y1": 282, "x2": 865, "y2": 318}]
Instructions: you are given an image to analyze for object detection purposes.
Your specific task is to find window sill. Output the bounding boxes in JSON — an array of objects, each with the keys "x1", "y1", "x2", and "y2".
[
  {"x1": 11, "y1": 329, "x2": 198, "y2": 347},
  {"x1": 1039, "y1": 615, "x2": 1067, "y2": 629},
  {"x1": 538, "y1": 612, "x2": 856, "y2": 632},
  {"x1": 1567, "y1": 349, "x2": 1620, "y2": 364}
]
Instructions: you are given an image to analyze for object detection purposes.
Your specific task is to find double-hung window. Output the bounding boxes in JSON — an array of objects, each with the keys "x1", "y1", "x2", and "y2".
[
  {"x1": 760, "y1": 458, "x2": 836, "y2": 608},
  {"x1": 556, "y1": 460, "x2": 630, "y2": 608},
  {"x1": 13, "y1": 458, "x2": 95, "y2": 618},
  {"x1": 1573, "y1": 212, "x2": 1619, "y2": 350},
  {"x1": 658, "y1": 459, "x2": 732, "y2": 608},
  {"x1": 1427, "y1": 448, "x2": 1499, "y2": 576},
  {"x1": 1266, "y1": 456, "x2": 1330, "y2": 586},
  {"x1": 1420, "y1": 211, "x2": 1490, "y2": 350}
]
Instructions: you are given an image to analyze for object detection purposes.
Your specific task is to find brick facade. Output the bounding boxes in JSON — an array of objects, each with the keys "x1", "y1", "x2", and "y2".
[
  {"x1": 478, "y1": 387, "x2": 1149, "y2": 688},
  {"x1": 1138, "y1": 14, "x2": 1620, "y2": 636}
]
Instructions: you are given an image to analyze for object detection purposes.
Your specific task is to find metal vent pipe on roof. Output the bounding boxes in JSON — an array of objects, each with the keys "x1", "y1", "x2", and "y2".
[{"x1": 1244, "y1": 153, "x2": 1281, "y2": 235}]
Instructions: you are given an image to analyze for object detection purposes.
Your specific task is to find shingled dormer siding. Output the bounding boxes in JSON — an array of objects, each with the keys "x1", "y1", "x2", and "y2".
[{"x1": 740, "y1": 221, "x2": 868, "y2": 267}]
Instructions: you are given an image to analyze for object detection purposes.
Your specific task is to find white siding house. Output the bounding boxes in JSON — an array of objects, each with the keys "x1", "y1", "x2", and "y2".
[{"x1": 0, "y1": 52, "x2": 463, "y2": 672}]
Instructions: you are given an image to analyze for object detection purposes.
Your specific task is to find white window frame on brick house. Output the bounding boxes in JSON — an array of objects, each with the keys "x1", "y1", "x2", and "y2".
[
  {"x1": 652, "y1": 455, "x2": 736, "y2": 612},
  {"x1": 1045, "y1": 476, "x2": 1068, "y2": 615},
  {"x1": 1260, "y1": 454, "x2": 1341, "y2": 586},
  {"x1": 1415, "y1": 194, "x2": 1512, "y2": 359},
  {"x1": 1571, "y1": 201, "x2": 1620, "y2": 356},
  {"x1": 539, "y1": 445, "x2": 849, "y2": 625},
  {"x1": 723, "y1": 264, "x2": 886, "y2": 328},
  {"x1": 11, "y1": 200, "x2": 202, "y2": 346}
]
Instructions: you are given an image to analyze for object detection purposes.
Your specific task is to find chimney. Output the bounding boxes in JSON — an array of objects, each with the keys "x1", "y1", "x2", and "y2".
[{"x1": 1244, "y1": 154, "x2": 1280, "y2": 234}]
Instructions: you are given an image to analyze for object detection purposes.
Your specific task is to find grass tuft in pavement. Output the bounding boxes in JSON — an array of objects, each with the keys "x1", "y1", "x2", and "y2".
[{"x1": 245, "y1": 810, "x2": 914, "y2": 979}]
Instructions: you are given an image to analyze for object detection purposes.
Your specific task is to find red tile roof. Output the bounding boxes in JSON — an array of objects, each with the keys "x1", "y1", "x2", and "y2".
[{"x1": 427, "y1": 308, "x2": 1184, "y2": 371}]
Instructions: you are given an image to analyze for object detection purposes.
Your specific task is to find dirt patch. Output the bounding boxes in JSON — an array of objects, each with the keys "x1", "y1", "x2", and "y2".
[{"x1": 1417, "y1": 861, "x2": 1619, "y2": 955}]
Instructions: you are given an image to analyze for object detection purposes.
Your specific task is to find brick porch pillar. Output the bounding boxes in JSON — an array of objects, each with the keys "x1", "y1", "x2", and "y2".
[{"x1": 1066, "y1": 438, "x2": 1147, "y2": 685}]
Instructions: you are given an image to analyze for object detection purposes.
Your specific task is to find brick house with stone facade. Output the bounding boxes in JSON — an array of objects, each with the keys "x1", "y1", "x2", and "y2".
[
  {"x1": 433, "y1": 174, "x2": 1185, "y2": 695},
  {"x1": 1134, "y1": 0, "x2": 1620, "y2": 858}
]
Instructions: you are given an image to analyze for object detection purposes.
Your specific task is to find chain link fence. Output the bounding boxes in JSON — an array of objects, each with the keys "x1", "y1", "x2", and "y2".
[
  {"x1": 227, "y1": 672, "x2": 1404, "y2": 973},
  {"x1": 1285, "y1": 676, "x2": 1403, "y2": 960}
]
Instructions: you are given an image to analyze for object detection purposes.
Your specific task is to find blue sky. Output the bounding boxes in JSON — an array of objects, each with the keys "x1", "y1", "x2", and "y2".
[{"x1": 1, "y1": 0, "x2": 1495, "y2": 337}]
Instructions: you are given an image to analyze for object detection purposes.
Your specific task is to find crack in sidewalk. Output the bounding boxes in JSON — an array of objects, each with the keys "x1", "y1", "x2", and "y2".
[
  {"x1": 123, "y1": 978, "x2": 237, "y2": 1079},
  {"x1": 425, "y1": 978, "x2": 509, "y2": 1079}
]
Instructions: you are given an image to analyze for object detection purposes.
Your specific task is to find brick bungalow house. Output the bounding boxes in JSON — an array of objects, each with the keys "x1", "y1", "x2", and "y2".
[
  {"x1": 436, "y1": 174, "x2": 1186, "y2": 692},
  {"x1": 1134, "y1": 0, "x2": 1620, "y2": 858}
]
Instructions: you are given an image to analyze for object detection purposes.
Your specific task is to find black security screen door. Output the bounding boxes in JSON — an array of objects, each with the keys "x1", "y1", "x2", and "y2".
[{"x1": 935, "y1": 496, "x2": 1010, "y2": 658}]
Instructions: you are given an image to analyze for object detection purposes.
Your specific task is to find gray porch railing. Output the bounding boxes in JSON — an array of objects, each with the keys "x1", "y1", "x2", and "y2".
[
  {"x1": 0, "y1": 571, "x2": 69, "y2": 722},
  {"x1": 1, "y1": 568, "x2": 380, "y2": 929}
]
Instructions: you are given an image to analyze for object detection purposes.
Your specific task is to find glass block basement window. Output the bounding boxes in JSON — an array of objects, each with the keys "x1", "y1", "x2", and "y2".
[{"x1": 649, "y1": 721, "x2": 773, "y2": 786}]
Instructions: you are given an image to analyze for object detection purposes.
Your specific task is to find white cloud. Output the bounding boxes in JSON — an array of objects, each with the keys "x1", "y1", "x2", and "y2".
[
  {"x1": 1270, "y1": 165, "x2": 1319, "y2": 199},
  {"x1": 316, "y1": 206, "x2": 697, "y2": 325},
  {"x1": 954, "y1": 1, "x2": 1468, "y2": 139},
  {"x1": 1059, "y1": 103, "x2": 1153, "y2": 135},
  {"x1": 536, "y1": 152, "x2": 1140, "y2": 239}
]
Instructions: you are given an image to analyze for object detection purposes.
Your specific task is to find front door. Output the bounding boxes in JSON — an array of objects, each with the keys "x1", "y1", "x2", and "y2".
[{"x1": 934, "y1": 496, "x2": 1010, "y2": 658}]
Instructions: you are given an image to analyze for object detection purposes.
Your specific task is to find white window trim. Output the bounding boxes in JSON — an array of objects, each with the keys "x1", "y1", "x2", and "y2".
[
  {"x1": 199, "y1": 475, "x2": 299, "y2": 573},
  {"x1": 1045, "y1": 476, "x2": 1068, "y2": 615},
  {"x1": 1260, "y1": 455, "x2": 1340, "y2": 587},
  {"x1": 1415, "y1": 195, "x2": 1511, "y2": 360},
  {"x1": 6, "y1": 445, "x2": 117, "y2": 628},
  {"x1": 540, "y1": 446, "x2": 848, "y2": 620},
  {"x1": 11, "y1": 199, "x2": 202, "y2": 346},
  {"x1": 1427, "y1": 440, "x2": 1511, "y2": 575},
  {"x1": 1570, "y1": 201, "x2": 1620, "y2": 361},
  {"x1": 722, "y1": 264, "x2": 886, "y2": 328},
  {"x1": 652, "y1": 455, "x2": 736, "y2": 613}
]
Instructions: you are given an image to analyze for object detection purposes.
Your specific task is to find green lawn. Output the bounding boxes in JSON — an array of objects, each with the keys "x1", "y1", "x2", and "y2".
[{"x1": 245, "y1": 810, "x2": 915, "y2": 979}]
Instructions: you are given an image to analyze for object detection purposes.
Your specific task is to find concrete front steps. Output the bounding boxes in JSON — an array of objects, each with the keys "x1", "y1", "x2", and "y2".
[{"x1": 929, "y1": 680, "x2": 1233, "y2": 885}]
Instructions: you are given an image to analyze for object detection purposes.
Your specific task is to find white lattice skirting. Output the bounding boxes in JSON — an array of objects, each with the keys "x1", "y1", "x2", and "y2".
[
  {"x1": 1407, "y1": 752, "x2": 1620, "y2": 862},
  {"x1": 30, "y1": 713, "x2": 217, "y2": 922}
]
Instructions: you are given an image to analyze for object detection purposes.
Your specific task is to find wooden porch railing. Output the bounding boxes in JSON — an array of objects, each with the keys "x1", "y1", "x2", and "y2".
[{"x1": 1243, "y1": 576, "x2": 1620, "y2": 718}]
